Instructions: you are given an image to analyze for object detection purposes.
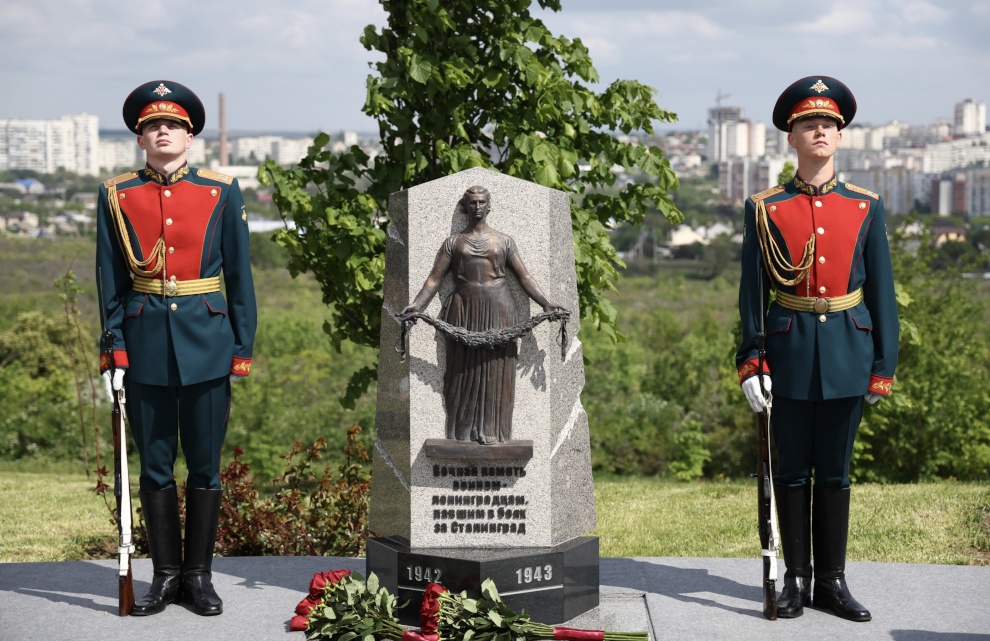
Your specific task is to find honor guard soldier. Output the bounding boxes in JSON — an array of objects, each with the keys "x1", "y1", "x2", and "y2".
[
  {"x1": 96, "y1": 80, "x2": 257, "y2": 616},
  {"x1": 736, "y1": 76, "x2": 898, "y2": 621}
]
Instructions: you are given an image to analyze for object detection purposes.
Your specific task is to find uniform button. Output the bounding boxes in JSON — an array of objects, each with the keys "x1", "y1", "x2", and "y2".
[
  {"x1": 819, "y1": 256, "x2": 826, "y2": 264},
  {"x1": 119, "y1": 193, "x2": 126, "y2": 200},
  {"x1": 170, "y1": 303, "x2": 178, "y2": 311},
  {"x1": 169, "y1": 275, "x2": 177, "y2": 282},
  {"x1": 769, "y1": 205, "x2": 776, "y2": 212},
  {"x1": 166, "y1": 218, "x2": 173, "y2": 225},
  {"x1": 859, "y1": 202, "x2": 867, "y2": 209},
  {"x1": 164, "y1": 189, "x2": 171, "y2": 197},
  {"x1": 168, "y1": 246, "x2": 175, "y2": 254},
  {"x1": 819, "y1": 286, "x2": 827, "y2": 294},
  {"x1": 819, "y1": 314, "x2": 826, "y2": 323},
  {"x1": 211, "y1": 189, "x2": 218, "y2": 197},
  {"x1": 817, "y1": 227, "x2": 825, "y2": 234},
  {"x1": 815, "y1": 201, "x2": 822, "y2": 208}
]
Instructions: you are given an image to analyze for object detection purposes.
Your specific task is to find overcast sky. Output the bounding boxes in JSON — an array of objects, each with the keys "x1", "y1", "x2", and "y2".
[{"x1": 1, "y1": 0, "x2": 988, "y2": 135}]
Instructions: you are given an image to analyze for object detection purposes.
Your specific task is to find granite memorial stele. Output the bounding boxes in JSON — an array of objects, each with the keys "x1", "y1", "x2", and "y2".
[{"x1": 367, "y1": 167, "x2": 598, "y2": 624}]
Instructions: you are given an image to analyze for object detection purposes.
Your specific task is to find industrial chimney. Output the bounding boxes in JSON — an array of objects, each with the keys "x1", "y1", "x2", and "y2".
[{"x1": 218, "y1": 92, "x2": 230, "y2": 167}]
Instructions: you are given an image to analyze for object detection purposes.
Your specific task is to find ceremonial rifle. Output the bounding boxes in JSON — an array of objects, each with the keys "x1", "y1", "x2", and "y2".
[
  {"x1": 99, "y1": 271, "x2": 135, "y2": 616},
  {"x1": 756, "y1": 266, "x2": 778, "y2": 620}
]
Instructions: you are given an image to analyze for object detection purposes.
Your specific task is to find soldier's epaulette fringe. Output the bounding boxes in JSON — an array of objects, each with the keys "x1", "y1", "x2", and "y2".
[
  {"x1": 196, "y1": 168, "x2": 234, "y2": 184},
  {"x1": 103, "y1": 171, "x2": 138, "y2": 188},
  {"x1": 845, "y1": 183, "x2": 879, "y2": 200},
  {"x1": 750, "y1": 185, "x2": 785, "y2": 203}
]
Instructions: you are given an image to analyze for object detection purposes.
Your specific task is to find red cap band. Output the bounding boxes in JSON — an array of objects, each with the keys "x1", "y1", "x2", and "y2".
[
  {"x1": 136, "y1": 101, "x2": 192, "y2": 130},
  {"x1": 787, "y1": 97, "x2": 844, "y2": 128}
]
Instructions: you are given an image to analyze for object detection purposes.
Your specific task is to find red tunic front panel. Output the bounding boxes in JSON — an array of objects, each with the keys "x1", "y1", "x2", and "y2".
[
  {"x1": 117, "y1": 180, "x2": 222, "y2": 280},
  {"x1": 768, "y1": 193, "x2": 869, "y2": 297}
]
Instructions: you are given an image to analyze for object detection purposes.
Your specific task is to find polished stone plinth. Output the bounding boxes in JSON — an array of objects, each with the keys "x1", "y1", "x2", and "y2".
[{"x1": 367, "y1": 536, "x2": 599, "y2": 625}]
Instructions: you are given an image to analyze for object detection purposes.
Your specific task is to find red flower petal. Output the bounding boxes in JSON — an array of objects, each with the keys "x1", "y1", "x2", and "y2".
[
  {"x1": 289, "y1": 615, "x2": 309, "y2": 631},
  {"x1": 309, "y1": 568, "x2": 352, "y2": 596},
  {"x1": 295, "y1": 595, "x2": 319, "y2": 616}
]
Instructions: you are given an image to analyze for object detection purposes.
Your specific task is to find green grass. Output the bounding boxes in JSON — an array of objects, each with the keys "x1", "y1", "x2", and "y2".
[
  {"x1": 593, "y1": 477, "x2": 990, "y2": 565},
  {"x1": 2, "y1": 467, "x2": 987, "y2": 566},
  {"x1": 0, "y1": 469, "x2": 119, "y2": 563}
]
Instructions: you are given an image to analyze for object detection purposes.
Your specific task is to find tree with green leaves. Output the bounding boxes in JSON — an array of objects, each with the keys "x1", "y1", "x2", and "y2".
[
  {"x1": 777, "y1": 161, "x2": 795, "y2": 185},
  {"x1": 260, "y1": 0, "x2": 683, "y2": 405}
]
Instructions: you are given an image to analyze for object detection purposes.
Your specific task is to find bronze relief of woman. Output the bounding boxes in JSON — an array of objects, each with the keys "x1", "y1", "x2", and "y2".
[{"x1": 403, "y1": 186, "x2": 562, "y2": 445}]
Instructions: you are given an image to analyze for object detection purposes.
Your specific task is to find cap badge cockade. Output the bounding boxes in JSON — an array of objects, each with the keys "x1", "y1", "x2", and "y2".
[
  {"x1": 810, "y1": 79, "x2": 829, "y2": 94},
  {"x1": 152, "y1": 83, "x2": 172, "y2": 97}
]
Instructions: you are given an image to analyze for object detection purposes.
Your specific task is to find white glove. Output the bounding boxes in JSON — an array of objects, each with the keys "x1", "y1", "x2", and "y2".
[
  {"x1": 229, "y1": 374, "x2": 246, "y2": 383},
  {"x1": 102, "y1": 369, "x2": 125, "y2": 403},
  {"x1": 742, "y1": 375, "x2": 772, "y2": 413},
  {"x1": 864, "y1": 392, "x2": 882, "y2": 405}
]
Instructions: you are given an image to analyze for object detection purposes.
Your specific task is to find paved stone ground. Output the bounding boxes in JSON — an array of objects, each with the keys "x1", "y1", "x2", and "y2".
[{"x1": 1, "y1": 556, "x2": 987, "y2": 641}]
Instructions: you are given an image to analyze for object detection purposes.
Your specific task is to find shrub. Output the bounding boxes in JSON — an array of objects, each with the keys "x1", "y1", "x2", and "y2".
[
  {"x1": 216, "y1": 426, "x2": 371, "y2": 557},
  {"x1": 94, "y1": 427, "x2": 371, "y2": 557}
]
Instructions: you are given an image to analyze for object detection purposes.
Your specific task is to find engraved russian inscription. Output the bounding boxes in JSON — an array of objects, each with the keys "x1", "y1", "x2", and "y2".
[{"x1": 431, "y1": 463, "x2": 529, "y2": 536}]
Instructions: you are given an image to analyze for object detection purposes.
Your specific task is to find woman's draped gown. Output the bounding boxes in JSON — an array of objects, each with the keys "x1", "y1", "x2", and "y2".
[{"x1": 439, "y1": 231, "x2": 518, "y2": 444}]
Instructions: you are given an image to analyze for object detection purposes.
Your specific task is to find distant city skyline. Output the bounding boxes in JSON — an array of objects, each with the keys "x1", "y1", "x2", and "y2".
[{"x1": 1, "y1": 1, "x2": 988, "y2": 134}]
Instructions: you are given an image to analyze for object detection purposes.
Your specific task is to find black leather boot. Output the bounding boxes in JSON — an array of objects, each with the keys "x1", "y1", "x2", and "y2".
[
  {"x1": 775, "y1": 484, "x2": 812, "y2": 618},
  {"x1": 182, "y1": 488, "x2": 223, "y2": 616},
  {"x1": 131, "y1": 487, "x2": 182, "y2": 616},
  {"x1": 812, "y1": 486, "x2": 871, "y2": 622}
]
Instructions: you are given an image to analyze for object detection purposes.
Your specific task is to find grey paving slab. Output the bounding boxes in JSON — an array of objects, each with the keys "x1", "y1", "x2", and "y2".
[
  {"x1": 600, "y1": 557, "x2": 989, "y2": 641},
  {"x1": 1, "y1": 556, "x2": 987, "y2": 641}
]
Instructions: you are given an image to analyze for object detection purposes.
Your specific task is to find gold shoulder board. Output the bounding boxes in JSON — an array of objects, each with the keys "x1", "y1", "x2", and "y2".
[
  {"x1": 196, "y1": 169, "x2": 234, "y2": 184},
  {"x1": 103, "y1": 171, "x2": 138, "y2": 188},
  {"x1": 750, "y1": 185, "x2": 785, "y2": 204},
  {"x1": 846, "y1": 183, "x2": 879, "y2": 200}
]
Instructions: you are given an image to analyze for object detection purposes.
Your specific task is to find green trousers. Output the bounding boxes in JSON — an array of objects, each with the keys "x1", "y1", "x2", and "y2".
[
  {"x1": 771, "y1": 395, "x2": 864, "y2": 489},
  {"x1": 126, "y1": 377, "x2": 231, "y2": 492}
]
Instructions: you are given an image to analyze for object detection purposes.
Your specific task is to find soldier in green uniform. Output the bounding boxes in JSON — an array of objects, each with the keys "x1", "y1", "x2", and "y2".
[
  {"x1": 736, "y1": 76, "x2": 898, "y2": 621},
  {"x1": 97, "y1": 80, "x2": 257, "y2": 616}
]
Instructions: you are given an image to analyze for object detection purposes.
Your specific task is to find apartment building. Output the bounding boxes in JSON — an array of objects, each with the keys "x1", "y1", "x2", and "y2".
[
  {"x1": 954, "y1": 99, "x2": 987, "y2": 137},
  {"x1": 0, "y1": 114, "x2": 99, "y2": 175}
]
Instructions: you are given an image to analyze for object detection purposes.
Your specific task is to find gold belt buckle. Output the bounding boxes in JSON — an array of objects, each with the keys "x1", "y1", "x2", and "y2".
[
  {"x1": 164, "y1": 280, "x2": 178, "y2": 297},
  {"x1": 813, "y1": 298, "x2": 829, "y2": 314}
]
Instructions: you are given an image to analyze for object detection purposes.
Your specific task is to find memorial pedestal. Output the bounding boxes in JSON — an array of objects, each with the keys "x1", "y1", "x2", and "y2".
[
  {"x1": 367, "y1": 536, "x2": 599, "y2": 625},
  {"x1": 371, "y1": 169, "x2": 598, "y2": 624}
]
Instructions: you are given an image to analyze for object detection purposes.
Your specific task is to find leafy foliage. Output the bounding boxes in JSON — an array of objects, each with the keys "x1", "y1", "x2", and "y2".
[
  {"x1": 857, "y1": 224, "x2": 990, "y2": 481},
  {"x1": 0, "y1": 310, "x2": 86, "y2": 461},
  {"x1": 582, "y1": 279, "x2": 754, "y2": 480},
  {"x1": 777, "y1": 161, "x2": 795, "y2": 185},
  {"x1": 433, "y1": 578, "x2": 646, "y2": 641},
  {"x1": 92, "y1": 428, "x2": 372, "y2": 557},
  {"x1": 216, "y1": 427, "x2": 371, "y2": 557},
  {"x1": 300, "y1": 572, "x2": 406, "y2": 640},
  {"x1": 260, "y1": 0, "x2": 683, "y2": 404},
  {"x1": 225, "y1": 304, "x2": 377, "y2": 481}
]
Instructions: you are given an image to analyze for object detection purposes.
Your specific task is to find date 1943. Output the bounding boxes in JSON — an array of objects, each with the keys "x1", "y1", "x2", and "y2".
[{"x1": 516, "y1": 564, "x2": 553, "y2": 584}]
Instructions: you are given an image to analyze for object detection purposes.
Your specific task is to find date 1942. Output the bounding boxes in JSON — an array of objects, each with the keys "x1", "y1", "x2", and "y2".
[{"x1": 406, "y1": 565, "x2": 442, "y2": 583}]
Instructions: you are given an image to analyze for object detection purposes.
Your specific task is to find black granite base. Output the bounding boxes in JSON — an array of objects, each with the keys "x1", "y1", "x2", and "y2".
[{"x1": 367, "y1": 536, "x2": 599, "y2": 625}]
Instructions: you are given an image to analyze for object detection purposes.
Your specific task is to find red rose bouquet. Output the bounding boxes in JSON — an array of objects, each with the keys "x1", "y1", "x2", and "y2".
[
  {"x1": 289, "y1": 570, "x2": 354, "y2": 633},
  {"x1": 290, "y1": 570, "x2": 406, "y2": 640},
  {"x1": 433, "y1": 579, "x2": 647, "y2": 641},
  {"x1": 289, "y1": 572, "x2": 647, "y2": 641}
]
